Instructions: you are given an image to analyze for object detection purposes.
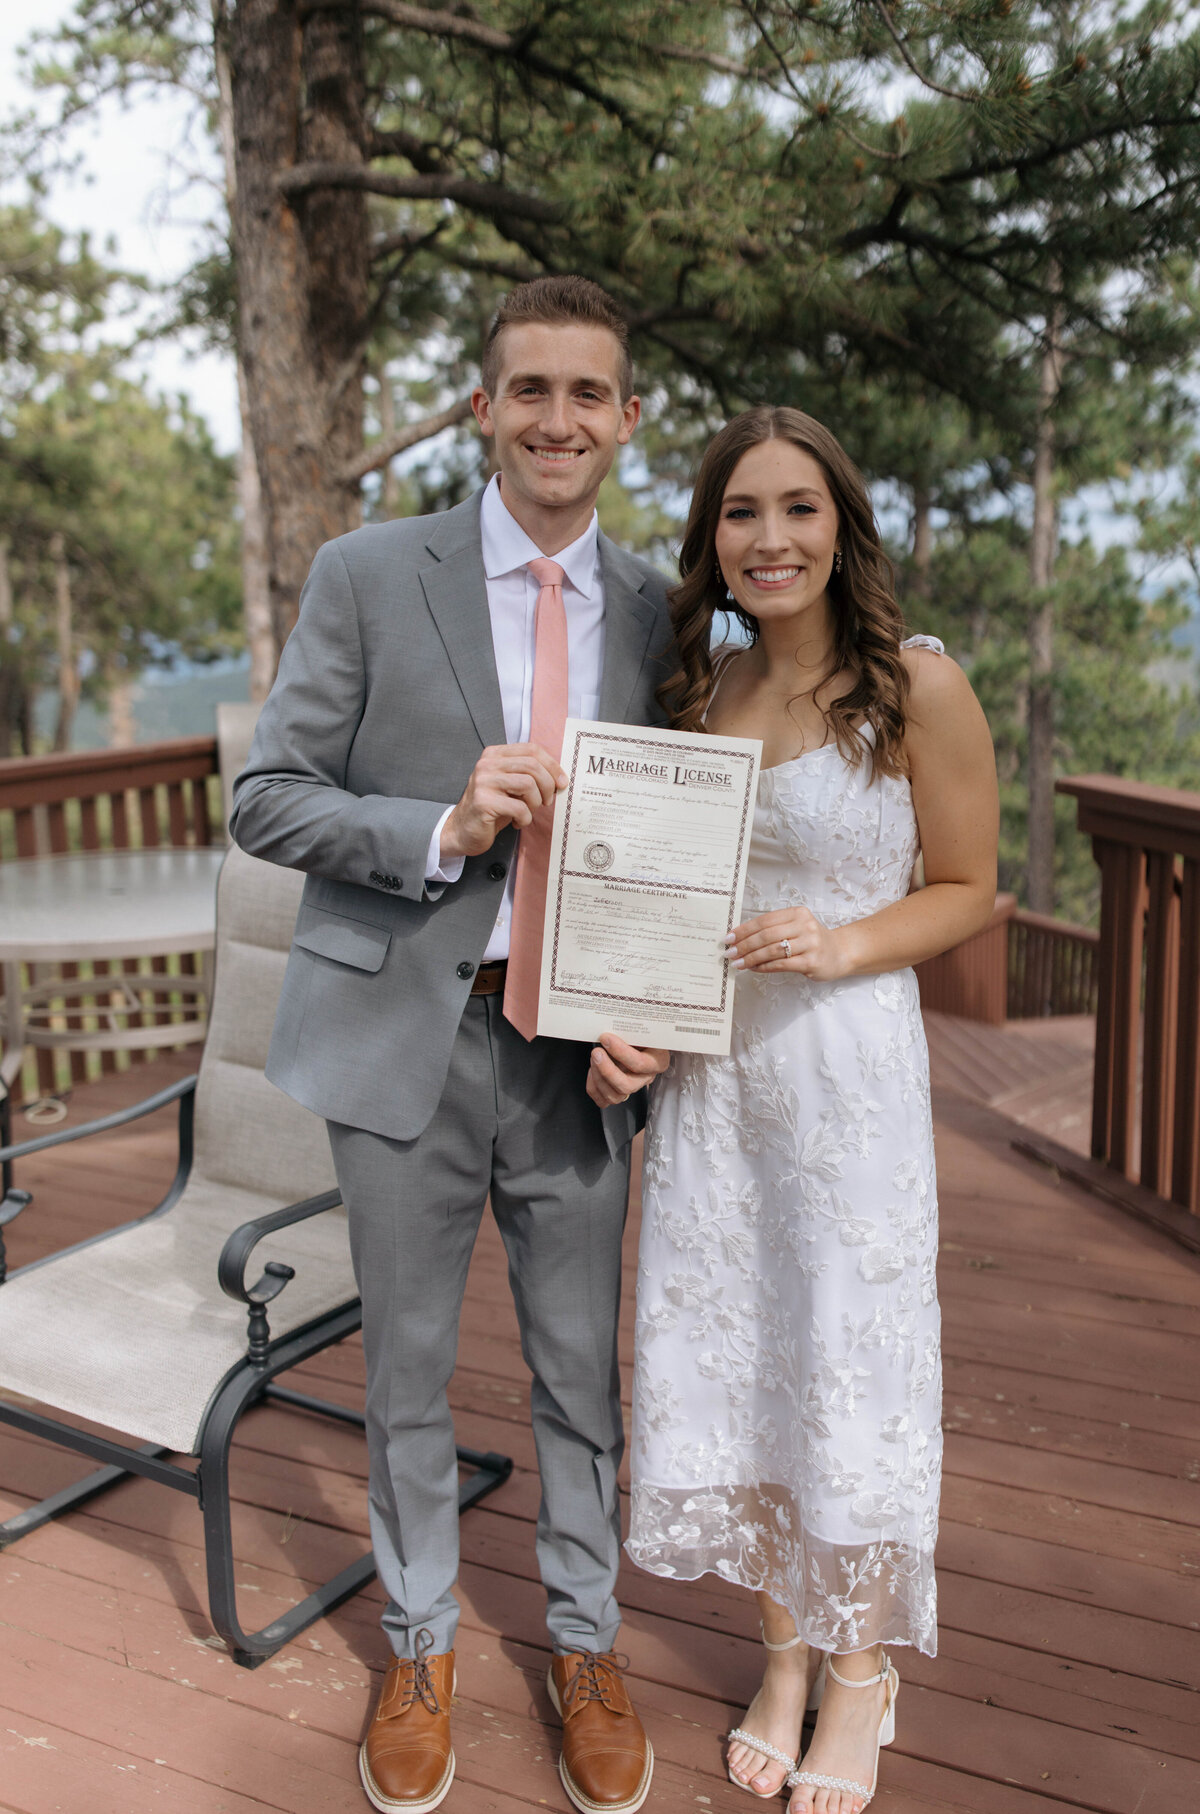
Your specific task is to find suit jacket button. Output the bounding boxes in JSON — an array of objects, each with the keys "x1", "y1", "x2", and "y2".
[
  {"x1": 488, "y1": 862, "x2": 507, "y2": 881},
  {"x1": 369, "y1": 870, "x2": 382, "y2": 884},
  {"x1": 457, "y1": 961, "x2": 475, "y2": 980}
]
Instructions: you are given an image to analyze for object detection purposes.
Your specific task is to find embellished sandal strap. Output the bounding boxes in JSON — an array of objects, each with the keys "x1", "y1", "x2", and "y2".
[
  {"x1": 727, "y1": 1729, "x2": 797, "y2": 1774},
  {"x1": 786, "y1": 1769, "x2": 872, "y2": 1801}
]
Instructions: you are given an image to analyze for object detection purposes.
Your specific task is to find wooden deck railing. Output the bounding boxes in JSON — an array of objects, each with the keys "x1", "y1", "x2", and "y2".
[
  {"x1": 1058, "y1": 774, "x2": 1200, "y2": 1219},
  {"x1": 915, "y1": 895, "x2": 1098, "y2": 1024},
  {"x1": 0, "y1": 738, "x2": 218, "y2": 861},
  {"x1": 916, "y1": 893, "x2": 1016, "y2": 1024},
  {"x1": 0, "y1": 738, "x2": 221, "y2": 1096},
  {"x1": 1008, "y1": 909, "x2": 1099, "y2": 1018}
]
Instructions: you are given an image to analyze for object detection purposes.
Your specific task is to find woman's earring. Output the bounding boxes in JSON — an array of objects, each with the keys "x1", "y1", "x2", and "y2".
[
  {"x1": 834, "y1": 548, "x2": 843, "y2": 574},
  {"x1": 715, "y1": 558, "x2": 734, "y2": 604}
]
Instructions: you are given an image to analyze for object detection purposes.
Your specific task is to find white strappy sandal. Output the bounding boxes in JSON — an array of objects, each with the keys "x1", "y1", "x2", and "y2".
[
  {"x1": 726, "y1": 1628, "x2": 828, "y2": 1797},
  {"x1": 786, "y1": 1652, "x2": 898, "y2": 1810}
]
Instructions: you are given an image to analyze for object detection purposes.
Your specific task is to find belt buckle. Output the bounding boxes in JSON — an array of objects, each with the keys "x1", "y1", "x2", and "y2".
[{"x1": 471, "y1": 962, "x2": 507, "y2": 997}]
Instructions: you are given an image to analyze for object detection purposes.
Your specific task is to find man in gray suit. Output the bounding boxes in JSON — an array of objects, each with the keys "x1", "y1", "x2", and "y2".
[{"x1": 232, "y1": 276, "x2": 672, "y2": 1814}]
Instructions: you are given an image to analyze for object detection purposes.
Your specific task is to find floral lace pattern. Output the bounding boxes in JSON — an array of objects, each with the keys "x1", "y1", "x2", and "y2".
[{"x1": 627, "y1": 647, "x2": 944, "y2": 1656}]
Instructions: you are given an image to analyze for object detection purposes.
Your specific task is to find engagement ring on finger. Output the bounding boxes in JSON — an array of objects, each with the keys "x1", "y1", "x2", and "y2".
[{"x1": 780, "y1": 938, "x2": 791, "y2": 959}]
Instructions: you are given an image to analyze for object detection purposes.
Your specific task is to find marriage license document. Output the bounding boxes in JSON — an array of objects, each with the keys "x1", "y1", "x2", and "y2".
[{"x1": 536, "y1": 720, "x2": 762, "y2": 1054}]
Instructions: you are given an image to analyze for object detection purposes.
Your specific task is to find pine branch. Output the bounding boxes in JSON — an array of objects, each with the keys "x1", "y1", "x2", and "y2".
[
  {"x1": 833, "y1": 119, "x2": 909, "y2": 163},
  {"x1": 278, "y1": 161, "x2": 561, "y2": 224},
  {"x1": 342, "y1": 0, "x2": 664, "y2": 146},
  {"x1": 863, "y1": 0, "x2": 980, "y2": 104},
  {"x1": 369, "y1": 127, "x2": 451, "y2": 171},
  {"x1": 644, "y1": 41, "x2": 753, "y2": 80},
  {"x1": 939, "y1": 111, "x2": 1200, "y2": 190},
  {"x1": 830, "y1": 300, "x2": 921, "y2": 359},
  {"x1": 626, "y1": 302, "x2": 720, "y2": 333},
  {"x1": 340, "y1": 396, "x2": 475, "y2": 483},
  {"x1": 325, "y1": 1, "x2": 511, "y2": 54},
  {"x1": 426, "y1": 245, "x2": 546, "y2": 285},
  {"x1": 371, "y1": 222, "x2": 448, "y2": 261},
  {"x1": 641, "y1": 324, "x2": 740, "y2": 413},
  {"x1": 384, "y1": 0, "x2": 756, "y2": 88},
  {"x1": 838, "y1": 185, "x2": 912, "y2": 253}
]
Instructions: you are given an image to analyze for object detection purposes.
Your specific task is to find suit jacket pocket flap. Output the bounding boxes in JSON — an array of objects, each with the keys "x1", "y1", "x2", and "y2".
[{"x1": 292, "y1": 904, "x2": 391, "y2": 973}]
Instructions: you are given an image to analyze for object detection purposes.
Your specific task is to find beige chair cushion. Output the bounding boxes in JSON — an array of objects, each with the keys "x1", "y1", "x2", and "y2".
[
  {"x1": 216, "y1": 702, "x2": 261, "y2": 845},
  {"x1": 0, "y1": 1178, "x2": 356, "y2": 1454},
  {"x1": 0, "y1": 845, "x2": 356, "y2": 1455}
]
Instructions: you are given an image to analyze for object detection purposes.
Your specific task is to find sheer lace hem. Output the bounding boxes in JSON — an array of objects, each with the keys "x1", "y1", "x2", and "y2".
[{"x1": 626, "y1": 1480, "x2": 937, "y2": 1657}]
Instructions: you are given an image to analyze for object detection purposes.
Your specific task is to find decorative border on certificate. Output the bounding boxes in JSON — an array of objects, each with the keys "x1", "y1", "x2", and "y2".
[
  {"x1": 550, "y1": 732, "x2": 758, "y2": 1017},
  {"x1": 536, "y1": 720, "x2": 763, "y2": 1054}
]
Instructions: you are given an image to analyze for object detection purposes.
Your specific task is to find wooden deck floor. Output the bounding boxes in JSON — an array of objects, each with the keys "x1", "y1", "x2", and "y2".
[
  {"x1": 1, "y1": 1050, "x2": 1198, "y2": 1814},
  {"x1": 924, "y1": 1012, "x2": 1097, "y2": 1157}
]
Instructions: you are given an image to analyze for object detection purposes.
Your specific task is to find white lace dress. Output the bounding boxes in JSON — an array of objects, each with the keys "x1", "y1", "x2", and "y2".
[{"x1": 626, "y1": 643, "x2": 943, "y2": 1656}]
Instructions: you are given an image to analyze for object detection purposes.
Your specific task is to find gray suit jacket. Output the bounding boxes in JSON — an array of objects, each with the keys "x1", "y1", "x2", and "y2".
[{"x1": 230, "y1": 489, "x2": 674, "y2": 1155}]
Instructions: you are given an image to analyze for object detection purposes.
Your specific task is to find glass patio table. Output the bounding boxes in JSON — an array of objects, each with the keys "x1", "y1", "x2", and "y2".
[{"x1": 0, "y1": 846, "x2": 226, "y2": 1091}]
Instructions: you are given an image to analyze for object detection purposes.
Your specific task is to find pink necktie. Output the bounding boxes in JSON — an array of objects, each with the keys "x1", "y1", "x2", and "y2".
[{"x1": 503, "y1": 557, "x2": 569, "y2": 1040}]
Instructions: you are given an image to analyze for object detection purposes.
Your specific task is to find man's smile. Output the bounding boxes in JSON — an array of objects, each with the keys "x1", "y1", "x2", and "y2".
[{"x1": 525, "y1": 444, "x2": 585, "y2": 461}]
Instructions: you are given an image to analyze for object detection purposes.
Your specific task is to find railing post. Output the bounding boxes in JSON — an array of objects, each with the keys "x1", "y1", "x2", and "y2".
[
  {"x1": 1174, "y1": 856, "x2": 1200, "y2": 1215},
  {"x1": 1090, "y1": 838, "x2": 1146, "y2": 1178},
  {"x1": 1059, "y1": 775, "x2": 1200, "y2": 1224},
  {"x1": 1141, "y1": 851, "x2": 1180, "y2": 1197}
]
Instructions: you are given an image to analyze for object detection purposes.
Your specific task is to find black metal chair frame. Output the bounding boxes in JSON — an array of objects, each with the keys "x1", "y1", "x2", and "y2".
[{"x1": 0, "y1": 1076, "x2": 512, "y2": 1668}]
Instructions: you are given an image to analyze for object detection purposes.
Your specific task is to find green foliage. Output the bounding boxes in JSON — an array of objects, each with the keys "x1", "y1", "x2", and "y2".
[
  {"x1": 0, "y1": 203, "x2": 117, "y2": 376},
  {"x1": 0, "y1": 202, "x2": 239, "y2": 753},
  {"x1": 909, "y1": 509, "x2": 1200, "y2": 922},
  {"x1": 9, "y1": 0, "x2": 1200, "y2": 919}
]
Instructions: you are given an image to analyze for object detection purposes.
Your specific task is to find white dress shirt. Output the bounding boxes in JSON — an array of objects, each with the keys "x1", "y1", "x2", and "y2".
[{"x1": 424, "y1": 473, "x2": 606, "y2": 960}]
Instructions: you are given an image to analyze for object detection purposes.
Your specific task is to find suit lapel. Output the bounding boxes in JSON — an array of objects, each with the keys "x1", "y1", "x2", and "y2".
[
  {"x1": 417, "y1": 503, "x2": 661, "y2": 743},
  {"x1": 597, "y1": 533, "x2": 661, "y2": 725},
  {"x1": 417, "y1": 493, "x2": 507, "y2": 750}
]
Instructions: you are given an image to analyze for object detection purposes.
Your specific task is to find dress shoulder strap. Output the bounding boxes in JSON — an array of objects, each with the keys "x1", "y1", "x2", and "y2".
[
  {"x1": 702, "y1": 645, "x2": 743, "y2": 725},
  {"x1": 708, "y1": 644, "x2": 743, "y2": 708},
  {"x1": 901, "y1": 634, "x2": 945, "y2": 654}
]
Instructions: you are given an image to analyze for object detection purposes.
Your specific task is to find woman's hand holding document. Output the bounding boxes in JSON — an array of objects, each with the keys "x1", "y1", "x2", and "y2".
[{"x1": 536, "y1": 721, "x2": 762, "y2": 1054}]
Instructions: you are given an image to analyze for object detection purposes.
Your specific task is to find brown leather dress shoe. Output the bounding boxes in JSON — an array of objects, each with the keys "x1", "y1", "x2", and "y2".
[
  {"x1": 548, "y1": 1651, "x2": 654, "y2": 1813},
  {"x1": 359, "y1": 1631, "x2": 455, "y2": 1814}
]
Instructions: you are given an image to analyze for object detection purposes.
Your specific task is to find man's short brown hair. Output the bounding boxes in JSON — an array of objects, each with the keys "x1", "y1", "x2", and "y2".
[{"x1": 481, "y1": 275, "x2": 634, "y2": 402}]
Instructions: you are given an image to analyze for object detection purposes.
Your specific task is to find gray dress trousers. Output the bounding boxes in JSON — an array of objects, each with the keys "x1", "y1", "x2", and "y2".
[{"x1": 329, "y1": 994, "x2": 631, "y2": 1657}]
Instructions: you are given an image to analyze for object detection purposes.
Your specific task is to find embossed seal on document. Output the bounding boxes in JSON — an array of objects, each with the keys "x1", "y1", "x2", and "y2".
[{"x1": 584, "y1": 840, "x2": 615, "y2": 872}]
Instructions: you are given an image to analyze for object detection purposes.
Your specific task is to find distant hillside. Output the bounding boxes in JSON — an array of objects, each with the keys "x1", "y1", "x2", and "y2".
[
  {"x1": 28, "y1": 597, "x2": 1200, "y2": 754},
  {"x1": 35, "y1": 659, "x2": 251, "y2": 751}
]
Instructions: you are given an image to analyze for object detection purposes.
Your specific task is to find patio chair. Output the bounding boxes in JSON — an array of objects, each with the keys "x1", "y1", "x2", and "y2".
[
  {"x1": 216, "y1": 700, "x2": 261, "y2": 841},
  {"x1": 0, "y1": 844, "x2": 512, "y2": 1667}
]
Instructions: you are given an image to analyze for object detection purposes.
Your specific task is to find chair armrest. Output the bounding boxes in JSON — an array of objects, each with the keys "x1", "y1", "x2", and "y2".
[
  {"x1": 218, "y1": 1186, "x2": 345, "y2": 1369},
  {"x1": 0, "y1": 1075, "x2": 198, "y2": 1166},
  {"x1": 0, "y1": 1075, "x2": 196, "y2": 1285},
  {"x1": 218, "y1": 1188, "x2": 344, "y2": 1305}
]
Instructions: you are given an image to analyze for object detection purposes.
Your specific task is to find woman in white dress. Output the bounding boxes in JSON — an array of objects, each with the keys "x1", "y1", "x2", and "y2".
[{"x1": 624, "y1": 408, "x2": 998, "y2": 1813}]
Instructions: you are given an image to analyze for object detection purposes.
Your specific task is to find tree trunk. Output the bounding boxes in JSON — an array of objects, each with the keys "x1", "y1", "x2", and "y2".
[
  {"x1": 50, "y1": 532, "x2": 79, "y2": 752},
  {"x1": 226, "y1": 0, "x2": 369, "y2": 651},
  {"x1": 0, "y1": 534, "x2": 17, "y2": 758},
  {"x1": 106, "y1": 660, "x2": 137, "y2": 748},
  {"x1": 377, "y1": 368, "x2": 402, "y2": 518},
  {"x1": 237, "y1": 358, "x2": 277, "y2": 700},
  {"x1": 1026, "y1": 296, "x2": 1063, "y2": 916},
  {"x1": 214, "y1": 0, "x2": 277, "y2": 693},
  {"x1": 910, "y1": 479, "x2": 932, "y2": 603}
]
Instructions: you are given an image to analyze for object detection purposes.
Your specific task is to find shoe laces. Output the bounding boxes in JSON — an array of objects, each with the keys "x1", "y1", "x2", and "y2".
[
  {"x1": 562, "y1": 1649, "x2": 630, "y2": 1713},
  {"x1": 398, "y1": 1628, "x2": 445, "y2": 1715}
]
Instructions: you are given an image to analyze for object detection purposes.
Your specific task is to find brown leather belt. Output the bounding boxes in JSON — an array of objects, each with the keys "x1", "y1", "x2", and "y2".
[{"x1": 470, "y1": 960, "x2": 508, "y2": 997}]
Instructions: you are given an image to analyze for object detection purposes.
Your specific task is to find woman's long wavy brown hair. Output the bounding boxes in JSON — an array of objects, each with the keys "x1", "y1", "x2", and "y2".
[{"x1": 660, "y1": 407, "x2": 910, "y2": 779}]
